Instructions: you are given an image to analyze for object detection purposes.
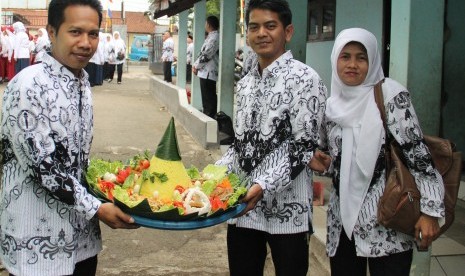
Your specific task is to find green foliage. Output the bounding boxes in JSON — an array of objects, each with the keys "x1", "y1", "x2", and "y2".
[{"x1": 206, "y1": 0, "x2": 220, "y2": 17}]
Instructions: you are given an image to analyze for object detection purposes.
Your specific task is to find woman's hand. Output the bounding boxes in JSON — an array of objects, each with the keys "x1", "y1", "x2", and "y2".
[
  {"x1": 309, "y1": 150, "x2": 331, "y2": 173},
  {"x1": 415, "y1": 214, "x2": 440, "y2": 250}
]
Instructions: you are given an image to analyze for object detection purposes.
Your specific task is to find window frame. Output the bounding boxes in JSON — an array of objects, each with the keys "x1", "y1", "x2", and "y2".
[{"x1": 307, "y1": 0, "x2": 336, "y2": 42}]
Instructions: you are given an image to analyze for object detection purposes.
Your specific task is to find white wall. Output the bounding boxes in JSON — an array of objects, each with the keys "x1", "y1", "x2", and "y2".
[{"x1": 2, "y1": 0, "x2": 49, "y2": 9}]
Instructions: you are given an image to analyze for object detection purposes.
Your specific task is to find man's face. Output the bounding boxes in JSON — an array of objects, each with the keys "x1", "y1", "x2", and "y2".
[
  {"x1": 162, "y1": 32, "x2": 169, "y2": 41},
  {"x1": 247, "y1": 8, "x2": 293, "y2": 67},
  {"x1": 48, "y1": 5, "x2": 100, "y2": 76}
]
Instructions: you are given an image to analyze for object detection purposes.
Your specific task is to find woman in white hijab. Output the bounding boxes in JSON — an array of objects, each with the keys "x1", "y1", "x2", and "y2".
[
  {"x1": 108, "y1": 31, "x2": 126, "y2": 84},
  {"x1": 311, "y1": 28, "x2": 444, "y2": 276},
  {"x1": 33, "y1": 27, "x2": 50, "y2": 64},
  {"x1": 103, "y1": 33, "x2": 114, "y2": 81},
  {"x1": 12, "y1": 22, "x2": 30, "y2": 73}
]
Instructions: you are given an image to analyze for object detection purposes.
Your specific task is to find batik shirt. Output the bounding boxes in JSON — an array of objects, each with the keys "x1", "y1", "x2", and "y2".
[
  {"x1": 161, "y1": 37, "x2": 174, "y2": 62},
  {"x1": 0, "y1": 53, "x2": 102, "y2": 275},
  {"x1": 186, "y1": 42, "x2": 194, "y2": 65},
  {"x1": 216, "y1": 51, "x2": 327, "y2": 234},
  {"x1": 193, "y1": 30, "x2": 219, "y2": 81},
  {"x1": 323, "y1": 81, "x2": 445, "y2": 257}
]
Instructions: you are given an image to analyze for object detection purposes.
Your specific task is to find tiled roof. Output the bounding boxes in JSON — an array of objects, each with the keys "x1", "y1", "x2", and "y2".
[{"x1": 3, "y1": 9, "x2": 156, "y2": 34}]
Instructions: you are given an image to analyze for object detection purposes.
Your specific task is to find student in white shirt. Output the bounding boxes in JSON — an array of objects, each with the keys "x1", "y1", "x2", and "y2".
[{"x1": 12, "y1": 21, "x2": 30, "y2": 73}]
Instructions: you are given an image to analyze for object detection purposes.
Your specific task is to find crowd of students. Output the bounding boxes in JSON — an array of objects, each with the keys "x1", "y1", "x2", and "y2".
[
  {"x1": 87, "y1": 31, "x2": 127, "y2": 86},
  {"x1": 0, "y1": 23, "x2": 126, "y2": 86},
  {"x1": 0, "y1": 22, "x2": 50, "y2": 84}
]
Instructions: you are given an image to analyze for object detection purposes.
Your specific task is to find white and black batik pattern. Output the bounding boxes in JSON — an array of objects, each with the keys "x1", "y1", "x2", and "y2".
[
  {"x1": 217, "y1": 51, "x2": 327, "y2": 234},
  {"x1": 0, "y1": 53, "x2": 102, "y2": 275},
  {"x1": 325, "y1": 89, "x2": 444, "y2": 257},
  {"x1": 193, "y1": 30, "x2": 219, "y2": 81}
]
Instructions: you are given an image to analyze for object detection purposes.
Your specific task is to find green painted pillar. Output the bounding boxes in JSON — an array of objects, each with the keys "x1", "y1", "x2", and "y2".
[
  {"x1": 176, "y1": 10, "x2": 189, "y2": 89},
  {"x1": 218, "y1": 0, "x2": 237, "y2": 118},
  {"x1": 442, "y1": 0, "x2": 465, "y2": 155},
  {"x1": 390, "y1": 2, "x2": 445, "y2": 275},
  {"x1": 287, "y1": 0, "x2": 307, "y2": 63},
  {"x1": 192, "y1": 0, "x2": 207, "y2": 110},
  {"x1": 390, "y1": 0, "x2": 444, "y2": 136}
]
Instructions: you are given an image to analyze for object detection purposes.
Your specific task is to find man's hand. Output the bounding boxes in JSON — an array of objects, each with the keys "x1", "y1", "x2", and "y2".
[
  {"x1": 415, "y1": 214, "x2": 440, "y2": 250},
  {"x1": 309, "y1": 150, "x2": 331, "y2": 173},
  {"x1": 192, "y1": 66, "x2": 198, "y2": 75},
  {"x1": 237, "y1": 183, "x2": 263, "y2": 216},
  {"x1": 96, "y1": 203, "x2": 139, "y2": 229}
]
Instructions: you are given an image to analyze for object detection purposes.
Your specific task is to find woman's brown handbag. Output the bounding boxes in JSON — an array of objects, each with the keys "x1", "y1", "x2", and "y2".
[{"x1": 374, "y1": 81, "x2": 462, "y2": 236}]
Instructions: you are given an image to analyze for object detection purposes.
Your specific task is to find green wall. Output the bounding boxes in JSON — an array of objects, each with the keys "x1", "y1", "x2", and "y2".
[
  {"x1": 390, "y1": 0, "x2": 444, "y2": 135},
  {"x1": 442, "y1": 0, "x2": 465, "y2": 153},
  {"x1": 306, "y1": 0, "x2": 384, "y2": 89}
]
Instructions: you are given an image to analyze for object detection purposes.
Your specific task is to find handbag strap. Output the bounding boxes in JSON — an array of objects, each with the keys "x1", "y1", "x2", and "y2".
[
  {"x1": 374, "y1": 79, "x2": 387, "y2": 128},
  {"x1": 373, "y1": 79, "x2": 393, "y2": 174}
]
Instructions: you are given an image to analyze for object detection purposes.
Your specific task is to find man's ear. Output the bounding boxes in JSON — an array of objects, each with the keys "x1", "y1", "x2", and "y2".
[
  {"x1": 46, "y1": 25, "x2": 56, "y2": 43},
  {"x1": 285, "y1": 24, "x2": 294, "y2": 43}
]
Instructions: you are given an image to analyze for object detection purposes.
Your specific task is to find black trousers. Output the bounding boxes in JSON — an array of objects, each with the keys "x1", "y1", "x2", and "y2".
[
  {"x1": 330, "y1": 229, "x2": 413, "y2": 276},
  {"x1": 9, "y1": 255, "x2": 98, "y2": 276},
  {"x1": 186, "y1": 64, "x2": 192, "y2": 83},
  {"x1": 108, "y1": 63, "x2": 123, "y2": 82},
  {"x1": 163, "y1": 61, "x2": 172, "y2": 82},
  {"x1": 227, "y1": 224, "x2": 309, "y2": 276},
  {"x1": 103, "y1": 62, "x2": 111, "y2": 80},
  {"x1": 199, "y1": 77, "x2": 217, "y2": 118},
  {"x1": 84, "y1": 62, "x2": 97, "y2": 86}
]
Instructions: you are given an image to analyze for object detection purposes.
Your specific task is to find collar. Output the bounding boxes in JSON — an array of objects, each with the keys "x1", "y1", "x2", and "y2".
[
  {"x1": 252, "y1": 50, "x2": 293, "y2": 79},
  {"x1": 42, "y1": 53, "x2": 89, "y2": 87}
]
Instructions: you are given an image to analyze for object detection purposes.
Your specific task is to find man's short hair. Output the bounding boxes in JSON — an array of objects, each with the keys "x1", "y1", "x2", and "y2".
[
  {"x1": 245, "y1": 0, "x2": 292, "y2": 28},
  {"x1": 188, "y1": 34, "x2": 193, "y2": 40},
  {"x1": 206, "y1": 15, "x2": 219, "y2": 31},
  {"x1": 48, "y1": 0, "x2": 103, "y2": 34}
]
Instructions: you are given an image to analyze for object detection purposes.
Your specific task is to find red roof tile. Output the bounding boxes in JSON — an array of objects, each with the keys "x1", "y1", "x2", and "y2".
[{"x1": 3, "y1": 9, "x2": 156, "y2": 34}]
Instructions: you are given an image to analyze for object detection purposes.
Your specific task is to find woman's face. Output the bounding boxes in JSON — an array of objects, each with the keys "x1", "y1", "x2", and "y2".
[{"x1": 337, "y1": 42, "x2": 369, "y2": 86}]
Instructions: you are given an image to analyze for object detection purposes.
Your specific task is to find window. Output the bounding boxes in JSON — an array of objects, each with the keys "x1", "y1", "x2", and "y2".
[{"x1": 308, "y1": 0, "x2": 336, "y2": 42}]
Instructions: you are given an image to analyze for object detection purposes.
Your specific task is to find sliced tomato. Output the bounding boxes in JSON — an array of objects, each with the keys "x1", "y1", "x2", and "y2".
[
  {"x1": 140, "y1": 159, "x2": 150, "y2": 170},
  {"x1": 174, "y1": 185, "x2": 185, "y2": 194},
  {"x1": 210, "y1": 196, "x2": 227, "y2": 211}
]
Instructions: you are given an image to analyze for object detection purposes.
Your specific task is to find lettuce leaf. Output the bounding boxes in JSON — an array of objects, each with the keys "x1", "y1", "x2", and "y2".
[
  {"x1": 227, "y1": 186, "x2": 247, "y2": 206},
  {"x1": 186, "y1": 166, "x2": 201, "y2": 179},
  {"x1": 202, "y1": 164, "x2": 228, "y2": 181},
  {"x1": 201, "y1": 179, "x2": 217, "y2": 196},
  {"x1": 113, "y1": 186, "x2": 143, "y2": 208},
  {"x1": 86, "y1": 158, "x2": 123, "y2": 187}
]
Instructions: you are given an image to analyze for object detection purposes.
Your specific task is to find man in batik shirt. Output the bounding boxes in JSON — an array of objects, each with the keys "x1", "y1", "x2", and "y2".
[
  {"x1": 0, "y1": 1, "x2": 137, "y2": 275},
  {"x1": 161, "y1": 31, "x2": 174, "y2": 83},
  {"x1": 215, "y1": 0, "x2": 327, "y2": 275},
  {"x1": 192, "y1": 15, "x2": 220, "y2": 118}
]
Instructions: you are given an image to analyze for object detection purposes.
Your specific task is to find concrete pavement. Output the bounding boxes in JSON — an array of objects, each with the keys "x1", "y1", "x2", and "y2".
[{"x1": 1, "y1": 64, "x2": 463, "y2": 275}]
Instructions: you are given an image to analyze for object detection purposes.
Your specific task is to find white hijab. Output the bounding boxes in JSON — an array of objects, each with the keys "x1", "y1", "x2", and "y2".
[
  {"x1": 326, "y1": 28, "x2": 397, "y2": 238},
  {"x1": 37, "y1": 28, "x2": 49, "y2": 42}
]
